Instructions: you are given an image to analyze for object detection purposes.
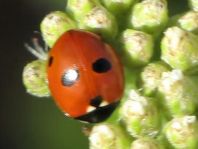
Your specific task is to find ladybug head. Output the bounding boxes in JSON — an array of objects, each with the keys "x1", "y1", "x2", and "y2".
[{"x1": 75, "y1": 96, "x2": 120, "y2": 123}]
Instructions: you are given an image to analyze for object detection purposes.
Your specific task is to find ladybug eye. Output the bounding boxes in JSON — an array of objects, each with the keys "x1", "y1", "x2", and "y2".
[
  {"x1": 48, "y1": 56, "x2": 53, "y2": 67},
  {"x1": 92, "y1": 58, "x2": 111, "y2": 73},
  {"x1": 61, "y1": 69, "x2": 79, "y2": 86}
]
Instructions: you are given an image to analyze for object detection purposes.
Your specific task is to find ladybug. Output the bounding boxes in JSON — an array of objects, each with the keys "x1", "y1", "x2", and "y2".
[{"x1": 47, "y1": 30, "x2": 124, "y2": 123}]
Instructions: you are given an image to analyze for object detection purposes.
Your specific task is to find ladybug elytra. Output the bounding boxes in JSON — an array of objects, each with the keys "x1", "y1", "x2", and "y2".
[{"x1": 47, "y1": 30, "x2": 124, "y2": 123}]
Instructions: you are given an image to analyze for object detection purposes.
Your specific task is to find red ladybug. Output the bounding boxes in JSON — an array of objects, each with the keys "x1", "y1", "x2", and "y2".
[{"x1": 47, "y1": 30, "x2": 124, "y2": 123}]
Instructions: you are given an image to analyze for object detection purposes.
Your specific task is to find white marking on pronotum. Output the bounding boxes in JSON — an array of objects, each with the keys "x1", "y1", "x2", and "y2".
[
  {"x1": 87, "y1": 106, "x2": 96, "y2": 113},
  {"x1": 100, "y1": 101, "x2": 108, "y2": 107}
]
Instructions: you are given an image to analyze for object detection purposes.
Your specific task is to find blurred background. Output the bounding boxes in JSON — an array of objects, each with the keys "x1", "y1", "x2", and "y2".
[
  {"x1": 0, "y1": 0, "x2": 188, "y2": 149},
  {"x1": 0, "y1": 0, "x2": 88, "y2": 149}
]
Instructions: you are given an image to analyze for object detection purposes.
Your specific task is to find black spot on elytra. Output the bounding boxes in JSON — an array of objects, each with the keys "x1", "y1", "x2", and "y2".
[
  {"x1": 92, "y1": 58, "x2": 111, "y2": 73},
  {"x1": 48, "y1": 56, "x2": 53, "y2": 67}
]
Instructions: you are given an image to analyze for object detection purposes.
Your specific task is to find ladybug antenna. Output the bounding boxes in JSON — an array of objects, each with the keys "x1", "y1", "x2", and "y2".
[{"x1": 24, "y1": 38, "x2": 49, "y2": 60}]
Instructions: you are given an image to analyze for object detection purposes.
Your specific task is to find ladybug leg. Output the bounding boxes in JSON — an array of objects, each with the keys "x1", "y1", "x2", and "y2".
[{"x1": 24, "y1": 38, "x2": 48, "y2": 60}]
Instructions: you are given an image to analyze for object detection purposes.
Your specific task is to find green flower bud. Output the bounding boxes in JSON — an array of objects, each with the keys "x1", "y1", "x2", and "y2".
[
  {"x1": 129, "y1": 0, "x2": 168, "y2": 37},
  {"x1": 178, "y1": 11, "x2": 198, "y2": 34},
  {"x1": 66, "y1": 0, "x2": 100, "y2": 20},
  {"x1": 120, "y1": 29, "x2": 154, "y2": 67},
  {"x1": 165, "y1": 116, "x2": 198, "y2": 149},
  {"x1": 189, "y1": 0, "x2": 198, "y2": 11},
  {"x1": 78, "y1": 6, "x2": 118, "y2": 41},
  {"x1": 40, "y1": 11, "x2": 77, "y2": 47},
  {"x1": 101, "y1": 0, "x2": 137, "y2": 15},
  {"x1": 156, "y1": 133, "x2": 173, "y2": 149},
  {"x1": 124, "y1": 67, "x2": 139, "y2": 92},
  {"x1": 140, "y1": 61, "x2": 170, "y2": 96},
  {"x1": 131, "y1": 137, "x2": 164, "y2": 149},
  {"x1": 168, "y1": 14, "x2": 183, "y2": 27},
  {"x1": 161, "y1": 26, "x2": 198, "y2": 71},
  {"x1": 89, "y1": 123, "x2": 131, "y2": 149},
  {"x1": 22, "y1": 60, "x2": 50, "y2": 97},
  {"x1": 105, "y1": 67, "x2": 140, "y2": 124},
  {"x1": 158, "y1": 69, "x2": 198, "y2": 116},
  {"x1": 119, "y1": 90, "x2": 160, "y2": 138},
  {"x1": 67, "y1": 0, "x2": 117, "y2": 41}
]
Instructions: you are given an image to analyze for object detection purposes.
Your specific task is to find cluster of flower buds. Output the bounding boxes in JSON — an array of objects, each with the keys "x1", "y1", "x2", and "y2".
[{"x1": 23, "y1": 0, "x2": 198, "y2": 148}]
